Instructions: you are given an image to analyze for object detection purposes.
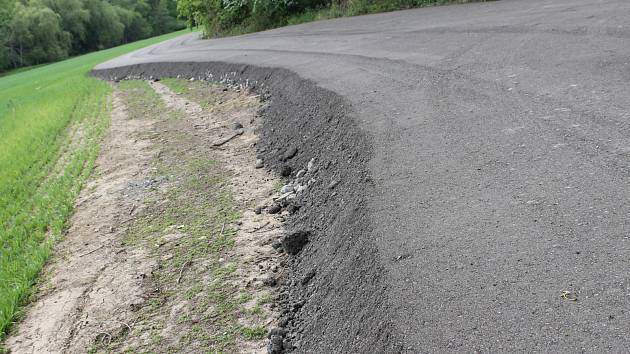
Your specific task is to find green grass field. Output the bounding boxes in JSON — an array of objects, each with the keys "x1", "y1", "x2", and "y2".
[{"x1": 0, "y1": 29, "x2": 190, "y2": 340}]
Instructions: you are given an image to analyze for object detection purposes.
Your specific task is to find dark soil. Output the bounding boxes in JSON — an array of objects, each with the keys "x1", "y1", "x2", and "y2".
[{"x1": 92, "y1": 62, "x2": 403, "y2": 353}]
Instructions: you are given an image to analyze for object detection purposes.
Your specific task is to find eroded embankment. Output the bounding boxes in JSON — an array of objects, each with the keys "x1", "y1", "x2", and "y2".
[{"x1": 93, "y1": 63, "x2": 402, "y2": 353}]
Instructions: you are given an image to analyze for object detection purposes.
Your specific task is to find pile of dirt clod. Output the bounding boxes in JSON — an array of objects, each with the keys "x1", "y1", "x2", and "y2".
[{"x1": 92, "y1": 62, "x2": 404, "y2": 353}]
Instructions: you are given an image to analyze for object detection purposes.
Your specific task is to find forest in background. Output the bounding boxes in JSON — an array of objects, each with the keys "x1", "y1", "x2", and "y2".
[{"x1": 0, "y1": 0, "x2": 184, "y2": 70}]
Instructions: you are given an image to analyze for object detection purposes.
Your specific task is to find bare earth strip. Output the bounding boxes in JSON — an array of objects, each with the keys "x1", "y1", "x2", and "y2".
[{"x1": 6, "y1": 81, "x2": 284, "y2": 353}]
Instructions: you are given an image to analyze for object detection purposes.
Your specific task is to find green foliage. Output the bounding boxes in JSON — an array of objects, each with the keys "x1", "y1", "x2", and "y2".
[
  {"x1": 42, "y1": 0, "x2": 90, "y2": 52},
  {"x1": 177, "y1": 0, "x2": 476, "y2": 37},
  {"x1": 8, "y1": 2, "x2": 71, "y2": 67},
  {"x1": 0, "y1": 0, "x2": 185, "y2": 71},
  {"x1": 0, "y1": 28, "x2": 188, "y2": 342}
]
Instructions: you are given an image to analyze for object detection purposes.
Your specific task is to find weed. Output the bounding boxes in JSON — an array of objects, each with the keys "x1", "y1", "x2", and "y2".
[{"x1": 241, "y1": 326, "x2": 267, "y2": 340}]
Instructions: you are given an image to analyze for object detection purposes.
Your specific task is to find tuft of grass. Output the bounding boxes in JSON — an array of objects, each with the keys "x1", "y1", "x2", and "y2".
[
  {"x1": 160, "y1": 78, "x2": 188, "y2": 95},
  {"x1": 0, "y1": 29, "x2": 190, "y2": 340},
  {"x1": 241, "y1": 326, "x2": 267, "y2": 340}
]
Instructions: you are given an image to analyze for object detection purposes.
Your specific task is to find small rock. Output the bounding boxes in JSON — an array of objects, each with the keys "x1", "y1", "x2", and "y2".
[
  {"x1": 280, "y1": 185, "x2": 294, "y2": 194},
  {"x1": 255, "y1": 159, "x2": 264, "y2": 169},
  {"x1": 283, "y1": 147, "x2": 298, "y2": 161},
  {"x1": 295, "y1": 169, "x2": 306, "y2": 178},
  {"x1": 280, "y1": 165, "x2": 292, "y2": 177},
  {"x1": 254, "y1": 206, "x2": 263, "y2": 214},
  {"x1": 232, "y1": 122, "x2": 244, "y2": 130},
  {"x1": 222, "y1": 87, "x2": 228, "y2": 92},
  {"x1": 189, "y1": 77, "x2": 195, "y2": 81},
  {"x1": 268, "y1": 204, "x2": 282, "y2": 214},
  {"x1": 277, "y1": 192, "x2": 295, "y2": 202},
  {"x1": 295, "y1": 185, "x2": 306, "y2": 194},
  {"x1": 271, "y1": 240, "x2": 282, "y2": 250},
  {"x1": 328, "y1": 180, "x2": 339, "y2": 189},
  {"x1": 307, "y1": 158, "x2": 316, "y2": 172},
  {"x1": 282, "y1": 230, "x2": 310, "y2": 255}
]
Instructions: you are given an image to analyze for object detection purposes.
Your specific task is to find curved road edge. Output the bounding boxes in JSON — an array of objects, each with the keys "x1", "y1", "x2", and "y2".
[{"x1": 92, "y1": 62, "x2": 403, "y2": 353}]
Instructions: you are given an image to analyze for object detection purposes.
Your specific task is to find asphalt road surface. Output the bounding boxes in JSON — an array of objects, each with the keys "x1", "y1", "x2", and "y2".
[{"x1": 97, "y1": 0, "x2": 630, "y2": 351}]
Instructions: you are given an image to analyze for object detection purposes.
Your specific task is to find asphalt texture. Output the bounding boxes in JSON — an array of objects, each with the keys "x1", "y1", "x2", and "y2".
[{"x1": 95, "y1": 0, "x2": 630, "y2": 352}]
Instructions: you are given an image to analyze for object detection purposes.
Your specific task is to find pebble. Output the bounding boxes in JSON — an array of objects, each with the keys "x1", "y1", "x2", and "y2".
[
  {"x1": 255, "y1": 159, "x2": 264, "y2": 169},
  {"x1": 277, "y1": 192, "x2": 295, "y2": 201},
  {"x1": 296, "y1": 169, "x2": 306, "y2": 178},
  {"x1": 254, "y1": 206, "x2": 263, "y2": 214},
  {"x1": 307, "y1": 158, "x2": 317, "y2": 172},
  {"x1": 280, "y1": 184, "x2": 294, "y2": 193},
  {"x1": 232, "y1": 122, "x2": 244, "y2": 130},
  {"x1": 268, "y1": 204, "x2": 282, "y2": 214},
  {"x1": 328, "y1": 180, "x2": 339, "y2": 189}
]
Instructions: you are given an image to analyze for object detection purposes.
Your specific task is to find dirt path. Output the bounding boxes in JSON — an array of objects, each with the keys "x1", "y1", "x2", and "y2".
[{"x1": 6, "y1": 80, "x2": 285, "y2": 353}]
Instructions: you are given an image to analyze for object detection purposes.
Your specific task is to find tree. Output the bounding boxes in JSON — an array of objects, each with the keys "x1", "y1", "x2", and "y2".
[
  {"x1": 41, "y1": 0, "x2": 90, "y2": 53},
  {"x1": 0, "y1": 0, "x2": 183, "y2": 71},
  {"x1": 0, "y1": 0, "x2": 15, "y2": 69},
  {"x1": 83, "y1": 0, "x2": 125, "y2": 50},
  {"x1": 8, "y1": 2, "x2": 71, "y2": 67}
]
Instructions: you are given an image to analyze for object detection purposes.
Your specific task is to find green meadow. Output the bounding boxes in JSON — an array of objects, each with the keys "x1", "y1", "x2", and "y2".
[{"x1": 0, "y1": 29, "x2": 189, "y2": 339}]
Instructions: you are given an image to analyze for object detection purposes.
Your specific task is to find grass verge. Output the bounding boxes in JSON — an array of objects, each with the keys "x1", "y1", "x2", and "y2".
[
  {"x1": 89, "y1": 80, "x2": 270, "y2": 353},
  {"x1": 0, "y1": 29, "x2": 191, "y2": 340}
]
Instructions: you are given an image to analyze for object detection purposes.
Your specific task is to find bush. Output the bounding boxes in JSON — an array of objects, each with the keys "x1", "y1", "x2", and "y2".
[{"x1": 178, "y1": 0, "x2": 466, "y2": 37}]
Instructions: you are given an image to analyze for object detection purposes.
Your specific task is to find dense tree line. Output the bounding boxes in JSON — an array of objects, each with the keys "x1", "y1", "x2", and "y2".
[
  {"x1": 176, "y1": 0, "x2": 461, "y2": 37},
  {"x1": 177, "y1": 0, "x2": 328, "y2": 35},
  {"x1": 0, "y1": 0, "x2": 184, "y2": 70}
]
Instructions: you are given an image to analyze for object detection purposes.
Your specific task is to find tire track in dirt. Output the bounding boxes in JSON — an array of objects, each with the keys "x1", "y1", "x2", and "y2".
[{"x1": 6, "y1": 80, "x2": 286, "y2": 353}]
